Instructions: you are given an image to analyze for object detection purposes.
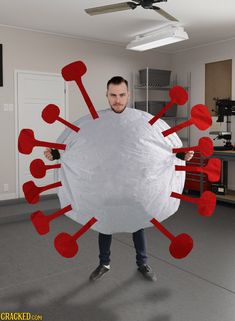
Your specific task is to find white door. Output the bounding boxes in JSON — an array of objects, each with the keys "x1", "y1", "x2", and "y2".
[{"x1": 16, "y1": 71, "x2": 67, "y2": 198}]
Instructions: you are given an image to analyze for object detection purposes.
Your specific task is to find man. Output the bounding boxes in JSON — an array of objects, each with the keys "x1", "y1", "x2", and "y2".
[{"x1": 44, "y1": 76, "x2": 194, "y2": 282}]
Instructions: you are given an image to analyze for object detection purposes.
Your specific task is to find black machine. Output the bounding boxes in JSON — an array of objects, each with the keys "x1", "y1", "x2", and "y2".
[
  {"x1": 215, "y1": 99, "x2": 235, "y2": 123},
  {"x1": 85, "y1": 0, "x2": 178, "y2": 21},
  {"x1": 210, "y1": 99, "x2": 235, "y2": 150}
]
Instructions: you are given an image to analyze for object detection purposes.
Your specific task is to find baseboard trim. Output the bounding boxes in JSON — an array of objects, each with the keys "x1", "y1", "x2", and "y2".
[
  {"x1": 0, "y1": 193, "x2": 17, "y2": 201},
  {"x1": 0, "y1": 193, "x2": 58, "y2": 206},
  {"x1": 0, "y1": 194, "x2": 60, "y2": 225},
  {"x1": 0, "y1": 208, "x2": 59, "y2": 225}
]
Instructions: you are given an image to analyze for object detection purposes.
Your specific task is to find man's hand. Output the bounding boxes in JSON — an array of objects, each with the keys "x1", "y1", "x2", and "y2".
[
  {"x1": 44, "y1": 148, "x2": 53, "y2": 161},
  {"x1": 184, "y1": 151, "x2": 194, "y2": 161}
]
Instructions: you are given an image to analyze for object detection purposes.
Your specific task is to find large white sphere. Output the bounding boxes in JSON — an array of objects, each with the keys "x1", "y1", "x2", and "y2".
[{"x1": 57, "y1": 108, "x2": 185, "y2": 234}]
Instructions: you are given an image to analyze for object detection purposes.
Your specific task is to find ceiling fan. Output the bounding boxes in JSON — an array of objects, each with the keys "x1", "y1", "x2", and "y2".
[{"x1": 85, "y1": 0, "x2": 178, "y2": 22}]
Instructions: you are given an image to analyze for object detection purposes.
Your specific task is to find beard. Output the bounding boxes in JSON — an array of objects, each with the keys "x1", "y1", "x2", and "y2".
[{"x1": 110, "y1": 104, "x2": 127, "y2": 114}]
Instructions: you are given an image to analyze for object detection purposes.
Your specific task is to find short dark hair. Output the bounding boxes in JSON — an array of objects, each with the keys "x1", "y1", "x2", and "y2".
[{"x1": 107, "y1": 76, "x2": 128, "y2": 89}]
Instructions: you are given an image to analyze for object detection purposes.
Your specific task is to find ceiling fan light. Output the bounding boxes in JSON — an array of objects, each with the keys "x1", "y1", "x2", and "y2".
[{"x1": 126, "y1": 26, "x2": 189, "y2": 51}]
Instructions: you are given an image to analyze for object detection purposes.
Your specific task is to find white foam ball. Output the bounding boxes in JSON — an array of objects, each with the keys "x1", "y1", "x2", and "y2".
[{"x1": 57, "y1": 108, "x2": 185, "y2": 234}]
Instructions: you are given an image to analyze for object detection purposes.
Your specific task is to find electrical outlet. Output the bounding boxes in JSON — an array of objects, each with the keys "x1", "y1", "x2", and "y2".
[
  {"x1": 2, "y1": 104, "x2": 14, "y2": 112},
  {"x1": 3, "y1": 184, "x2": 9, "y2": 192},
  {"x1": 8, "y1": 104, "x2": 14, "y2": 111}
]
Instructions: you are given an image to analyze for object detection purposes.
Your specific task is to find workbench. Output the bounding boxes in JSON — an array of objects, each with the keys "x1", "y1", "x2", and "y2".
[{"x1": 206, "y1": 150, "x2": 235, "y2": 204}]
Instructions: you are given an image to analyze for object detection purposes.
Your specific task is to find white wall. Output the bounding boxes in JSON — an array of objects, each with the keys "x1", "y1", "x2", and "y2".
[
  {"x1": 172, "y1": 39, "x2": 235, "y2": 190},
  {"x1": 0, "y1": 25, "x2": 172, "y2": 200}
]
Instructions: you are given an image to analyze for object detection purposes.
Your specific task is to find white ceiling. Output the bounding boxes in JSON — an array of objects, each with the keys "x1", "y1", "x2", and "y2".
[{"x1": 1, "y1": 0, "x2": 235, "y2": 53}]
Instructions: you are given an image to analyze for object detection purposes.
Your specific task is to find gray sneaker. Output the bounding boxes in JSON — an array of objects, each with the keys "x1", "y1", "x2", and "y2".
[
  {"x1": 89, "y1": 265, "x2": 110, "y2": 281},
  {"x1": 138, "y1": 264, "x2": 157, "y2": 282}
]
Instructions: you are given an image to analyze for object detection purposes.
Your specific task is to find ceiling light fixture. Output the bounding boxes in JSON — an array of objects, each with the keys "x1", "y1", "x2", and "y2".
[{"x1": 126, "y1": 25, "x2": 189, "y2": 51}]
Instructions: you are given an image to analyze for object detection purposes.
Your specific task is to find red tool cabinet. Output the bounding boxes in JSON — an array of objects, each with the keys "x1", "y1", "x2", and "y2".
[{"x1": 184, "y1": 152, "x2": 211, "y2": 192}]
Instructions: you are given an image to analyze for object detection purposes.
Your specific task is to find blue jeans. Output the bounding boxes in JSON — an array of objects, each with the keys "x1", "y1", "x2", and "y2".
[{"x1": 98, "y1": 228, "x2": 148, "y2": 267}]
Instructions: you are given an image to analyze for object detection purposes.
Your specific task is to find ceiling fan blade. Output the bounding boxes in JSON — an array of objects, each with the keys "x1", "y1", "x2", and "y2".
[
  {"x1": 153, "y1": 6, "x2": 179, "y2": 21},
  {"x1": 85, "y1": 2, "x2": 136, "y2": 16}
]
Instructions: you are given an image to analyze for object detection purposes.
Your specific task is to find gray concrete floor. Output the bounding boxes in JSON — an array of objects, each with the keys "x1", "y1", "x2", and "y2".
[{"x1": 0, "y1": 199, "x2": 234, "y2": 321}]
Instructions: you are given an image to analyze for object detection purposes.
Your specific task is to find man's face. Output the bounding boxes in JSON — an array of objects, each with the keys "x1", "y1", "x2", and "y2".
[{"x1": 106, "y1": 82, "x2": 130, "y2": 113}]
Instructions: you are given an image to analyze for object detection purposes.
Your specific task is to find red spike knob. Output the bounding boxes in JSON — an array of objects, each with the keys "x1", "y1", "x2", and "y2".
[
  {"x1": 42, "y1": 104, "x2": 60, "y2": 123},
  {"x1": 169, "y1": 86, "x2": 189, "y2": 105},
  {"x1": 54, "y1": 217, "x2": 98, "y2": 258},
  {"x1": 18, "y1": 129, "x2": 66, "y2": 155},
  {"x1": 171, "y1": 191, "x2": 216, "y2": 216},
  {"x1": 150, "y1": 218, "x2": 193, "y2": 259},
  {"x1": 30, "y1": 158, "x2": 61, "y2": 179},
  {"x1": 162, "y1": 104, "x2": 212, "y2": 137},
  {"x1": 149, "y1": 86, "x2": 188, "y2": 125},
  {"x1": 23, "y1": 180, "x2": 62, "y2": 204},
  {"x1": 175, "y1": 158, "x2": 221, "y2": 182},
  {"x1": 31, "y1": 205, "x2": 72, "y2": 235},
  {"x1": 172, "y1": 137, "x2": 214, "y2": 157},
  {"x1": 62, "y1": 60, "x2": 87, "y2": 80},
  {"x1": 169, "y1": 234, "x2": 194, "y2": 259},
  {"x1": 61, "y1": 61, "x2": 99, "y2": 120},
  {"x1": 191, "y1": 104, "x2": 213, "y2": 130},
  {"x1": 42, "y1": 104, "x2": 80, "y2": 132}
]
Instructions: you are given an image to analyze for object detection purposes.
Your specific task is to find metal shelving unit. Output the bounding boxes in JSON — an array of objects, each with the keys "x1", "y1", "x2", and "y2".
[{"x1": 132, "y1": 68, "x2": 191, "y2": 146}]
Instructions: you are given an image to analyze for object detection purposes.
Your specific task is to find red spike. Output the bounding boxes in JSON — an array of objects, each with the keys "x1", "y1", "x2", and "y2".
[
  {"x1": 172, "y1": 137, "x2": 214, "y2": 157},
  {"x1": 171, "y1": 191, "x2": 216, "y2": 216},
  {"x1": 42, "y1": 104, "x2": 80, "y2": 132},
  {"x1": 30, "y1": 158, "x2": 61, "y2": 179},
  {"x1": 150, "y1": 218, "x2": 193, "y2": 259},
  {"x1": 18, "y1": 129, "x2": 66, "y2": 155},
  {"x1": 23, "y1": 180, "x2": 62, "y2": 204},
  {"x1": 162, "y1": 104, "x2": 212, "y2": 137},
  {"x1": 61, "y1": 61, "x2": 99, "y2": 120},
  {"x1": 54, "y1": 217, "x2": 98, "y2": 258},
  {"x1": 31, "y1": 205, "x2": 72, "y2": 235},
  {"x1": 149, "y1": 86, "x2": 188, "y2": 125},
  {"x1": 175, "y1": 158, "x2": 221, "y2": 182}
]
